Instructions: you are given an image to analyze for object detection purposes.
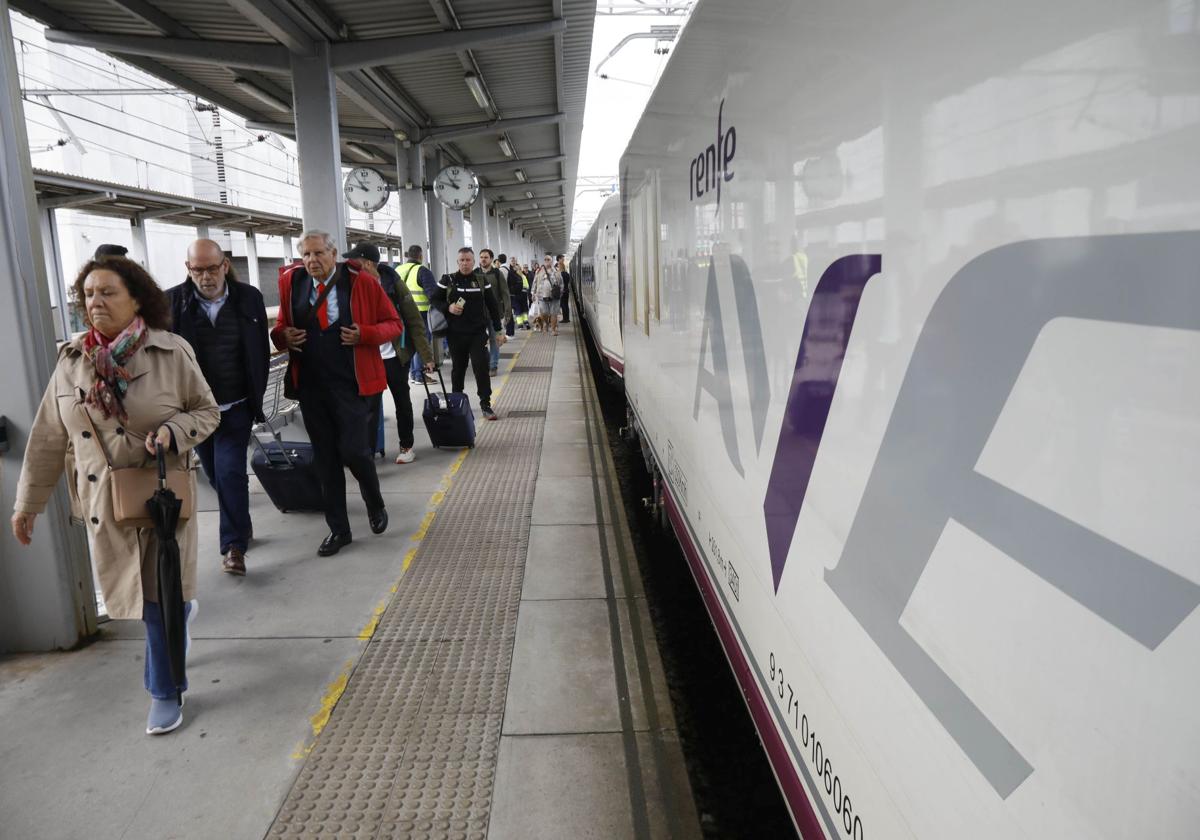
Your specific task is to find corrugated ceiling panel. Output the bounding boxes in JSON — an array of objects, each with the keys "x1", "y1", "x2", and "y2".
[{"x1": 12, "y1": 0, "x2": 161, "y2": 35}]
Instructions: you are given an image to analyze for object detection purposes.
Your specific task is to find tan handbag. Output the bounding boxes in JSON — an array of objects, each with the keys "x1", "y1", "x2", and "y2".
[{"x1": 82, "y1": 409, "x2": 194, "y2": 529}]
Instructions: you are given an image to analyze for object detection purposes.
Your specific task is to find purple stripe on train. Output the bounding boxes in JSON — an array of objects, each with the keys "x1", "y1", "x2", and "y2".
[{"x1": 762, "y1": 254, "x2": 882, "y2": 593}]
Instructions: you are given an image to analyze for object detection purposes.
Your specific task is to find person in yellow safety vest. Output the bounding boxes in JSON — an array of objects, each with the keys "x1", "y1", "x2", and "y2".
[
  {"x1": 397, "y1": 244, "x2": 439, "y2": 382},
  {"x1": 510, "y1": 261, "x2": 532, "y2": 330}
]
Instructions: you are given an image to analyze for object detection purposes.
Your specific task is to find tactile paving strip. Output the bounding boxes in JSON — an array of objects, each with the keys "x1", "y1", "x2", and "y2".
[{"x1": 269, "y1": 336, "x2": 558, "y2": 840}]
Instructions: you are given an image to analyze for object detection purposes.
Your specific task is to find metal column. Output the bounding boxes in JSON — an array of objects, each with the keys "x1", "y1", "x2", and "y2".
[
  {"x1": 244, "y1": 229, "x2": 261, "y2": 288},
  {"x1": 475, "y1": 189, "x2": 491, "y2": 252},
  {"x1": 290, "y1": 44, "x2": 346, "y2": 251},
  {"x1": 397, "y1": 141, "x2": 427, "y2": 259},
  {"x1": 129, "y1": 217, "x2": 149, "y2": 266},
  {"x1": 0, "y1": 1, "x2": 94, "y2": 652},
  {"x1": 487, "y1": 199, "x2": 502, "y2": 255},
  {"x1": 39, "y1": 208, "x2": 70, "y2": 340},
  {"x1": 282, "y1": 234, "x2": 294, "y2": 263},
  {"x1": 425, "y1": 148, "x2": 446, "y2": 276},
  {"x1": 195, "y1": 224, "x2": 211, "y2": 240}
]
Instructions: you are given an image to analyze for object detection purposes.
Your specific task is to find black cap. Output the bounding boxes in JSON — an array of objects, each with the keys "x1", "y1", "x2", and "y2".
[
  {"x1": 94, "y1": 243, "x2": 128, "y2": 259},
  {"x1": 346, "y1": 243, "x2": 381, "y2": 263}
]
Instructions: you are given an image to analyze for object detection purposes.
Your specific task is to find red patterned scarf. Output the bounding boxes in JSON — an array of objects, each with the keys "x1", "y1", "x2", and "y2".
[{"x1": 83, "y1": 316, "x2": 148, "y2": 423}]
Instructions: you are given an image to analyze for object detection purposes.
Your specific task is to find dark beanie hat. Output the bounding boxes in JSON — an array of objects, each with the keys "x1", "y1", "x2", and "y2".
[
  {"x1": 345, "y1": 243, "x2": 381, "y2": 263},
  {"x1": 94, "y1": 243, "x2": 129, "y2": 259}
]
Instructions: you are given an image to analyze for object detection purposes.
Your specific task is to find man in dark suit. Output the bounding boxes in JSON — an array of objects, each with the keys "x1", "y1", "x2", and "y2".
[
  {"x1": 167, "y1": 239, "x2": 269, "y2": 576},
  {"x1": 271, "y1": 230, "x2": 403, "y2": 556}
]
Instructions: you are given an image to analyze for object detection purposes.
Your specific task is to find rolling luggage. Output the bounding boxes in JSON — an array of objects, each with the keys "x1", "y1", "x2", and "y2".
[
  {"x1": 250, "y1": 420, "x2": 325, "y2": 513},
  {"x1": 422, "y1": 369, "x2": 476, "y2": 449}
]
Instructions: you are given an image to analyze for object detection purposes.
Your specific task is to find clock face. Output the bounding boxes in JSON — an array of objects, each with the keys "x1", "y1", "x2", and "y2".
[
  {"x1": 433, "y1": 165, "x2": 480, "y2": 211},
  {"x1": 344, "y1": 166, "x2": 389, "y2": 213}
]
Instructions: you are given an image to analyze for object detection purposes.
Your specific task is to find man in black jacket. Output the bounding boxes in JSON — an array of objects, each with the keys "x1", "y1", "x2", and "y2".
[
  {"x1": 430, "y1": 247, "x2": 505, "y2": 421},
  {"x1": 166, "y1": 239, "x2": 270, "y2": 576}
]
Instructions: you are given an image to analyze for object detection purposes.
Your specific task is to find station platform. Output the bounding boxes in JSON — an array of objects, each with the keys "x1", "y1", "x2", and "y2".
[{"x1": 0, "y1": 322, "x2": 700, "y2": 840}]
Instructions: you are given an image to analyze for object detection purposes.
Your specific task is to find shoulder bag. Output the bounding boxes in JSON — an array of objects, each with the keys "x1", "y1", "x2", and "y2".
[{"x1": 82, "y1": 409, "x2": 194, "y2": 529}]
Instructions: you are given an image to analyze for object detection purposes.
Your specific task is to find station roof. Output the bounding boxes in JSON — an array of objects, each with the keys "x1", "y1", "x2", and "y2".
[
  {"x1": 12, "y1": 0, "x2": 597, "y2": 253},
  {"x1": 34, "y1": 167, "x2": 403, "y2": 248}
]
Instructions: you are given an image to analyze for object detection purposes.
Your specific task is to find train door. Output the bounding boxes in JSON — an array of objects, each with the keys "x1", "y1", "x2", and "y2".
[{"x1": 629, "y1": 173, "x2": 661, "y2": 336}]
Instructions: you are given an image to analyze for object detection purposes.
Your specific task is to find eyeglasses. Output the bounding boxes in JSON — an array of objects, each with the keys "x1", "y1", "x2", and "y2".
[{"x1": 187, "y1": 263, "x2": 225, "y2": 276}]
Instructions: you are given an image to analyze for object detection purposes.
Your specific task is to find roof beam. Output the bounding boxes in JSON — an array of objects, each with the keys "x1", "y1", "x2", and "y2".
[
  {"x1": 37, "y1": 191, "x2": 115, "y2": 211},
  {"x1": 469, "y1": 154, "x2": 566, "y2": 173},
  {"x1": 105, "y1": 0, "x2": 190, "y2": 36},
  {"x1": 245, "y1": 120, "x2": 405, "y2": 145},
  {"x1": 224, "y1": 0, "x2": 317, "y2": 54},
  {"x1": 494, "y1": 197, "x2": 566, "y2": 210},
  {"x1": 330, "y1": 19, "x2": 567, "y2": 72},
  {"x1": 137, "y1": 205, "x2": 195, "y2": 221},
  {"x1": 43, "y1": 30, "x2": 290, "y2": 72},
  {"x1": 486, "y1": 177, "x2": 567, "y2": 189},
  {"x1": 336, "y1": 72, "x2": 417, "y2": 135},
  {"x1": 418, "y1": 113, "x2": 564, "y2": 144}
]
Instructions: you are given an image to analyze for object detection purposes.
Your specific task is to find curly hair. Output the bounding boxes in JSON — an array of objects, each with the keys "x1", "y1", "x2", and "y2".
[{"x1": 72, "y1": 257, "x2": 172, "y2": 331}]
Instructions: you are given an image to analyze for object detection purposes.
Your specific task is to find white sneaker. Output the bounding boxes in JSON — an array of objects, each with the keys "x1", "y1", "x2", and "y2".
[{"x1": 395, "y1": 448, "x2": 415, "y2": 465}]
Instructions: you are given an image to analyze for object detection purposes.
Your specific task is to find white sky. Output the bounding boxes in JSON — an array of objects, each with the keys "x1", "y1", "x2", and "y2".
[{"x1": 571, "y1": 12, "x2": 688, "y2": 242}]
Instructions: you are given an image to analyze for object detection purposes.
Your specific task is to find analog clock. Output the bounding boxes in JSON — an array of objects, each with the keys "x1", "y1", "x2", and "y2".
[
  {"x1": 344, "y1": 166, "x2": 390, "y2": 213},
  {"x1": 433, "y1": 164, "x2": 480, "y2": 211}
]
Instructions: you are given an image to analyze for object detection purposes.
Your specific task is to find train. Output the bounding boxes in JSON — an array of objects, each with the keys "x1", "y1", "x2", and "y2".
[{"x1": 570, "y1": 0, "x2": 1200, "y2": 837}]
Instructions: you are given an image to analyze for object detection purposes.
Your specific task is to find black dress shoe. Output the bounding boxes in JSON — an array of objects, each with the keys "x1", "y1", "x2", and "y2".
[
  {"x1": 318, "y1": 532, "x2": 352, "y2": 556},
  {"x1": 368, "y1": 508, "x2": 388, "y2": 535}
]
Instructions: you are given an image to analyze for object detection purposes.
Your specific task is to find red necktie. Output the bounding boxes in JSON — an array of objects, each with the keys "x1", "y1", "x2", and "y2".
[{"x1": 315, "y1": 281, "x2": 329, "y2": 329}]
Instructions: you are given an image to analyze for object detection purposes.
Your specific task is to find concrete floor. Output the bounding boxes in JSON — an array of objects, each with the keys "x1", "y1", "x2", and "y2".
[
  {"x1": 0, "y1": 340, "x2": 523, "y2": 840},
  {"x1": 0, "y1": 325, "x2": 700, "y2": 839}
]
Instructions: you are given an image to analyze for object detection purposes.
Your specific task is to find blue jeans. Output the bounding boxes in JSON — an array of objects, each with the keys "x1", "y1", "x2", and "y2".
[
  {"x1": 143, "y1": 599, "x2": 192, "y2": 700},
  {"x1": 409, "y1": 310, "x2": 431, "y2": 380},
  {"x1": 195, "y1": 401, "x2": 253, "y2": 555},
  {"x1": 488, "y1": 324, "x2": 500, "y2": 370}
]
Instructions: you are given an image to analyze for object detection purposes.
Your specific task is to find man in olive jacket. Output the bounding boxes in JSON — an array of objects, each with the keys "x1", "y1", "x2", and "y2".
[
  {"x1": 478, "y1": 248, "x2": 510, "y2": 376},
  {"x1": 346, "y1": 244, "x2": 435, "y2": 464}
]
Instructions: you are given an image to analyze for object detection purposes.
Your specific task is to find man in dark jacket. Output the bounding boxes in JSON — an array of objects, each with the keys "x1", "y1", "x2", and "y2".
[
  {"x1": 430, "y1": 247, "x2": 505, "y2": 421},
  {"x1": 477, "y1": 248, "x2": 510, "y2": 376},
  {"x1": 167, "y1": 239, "x2": 270, "y2": 576},
  {"x1": 346, "y1": 243, "x2": 435, "y2": 464},
  {"x1": 557, "y1": 254, "x2": 572, "y2": 323}
]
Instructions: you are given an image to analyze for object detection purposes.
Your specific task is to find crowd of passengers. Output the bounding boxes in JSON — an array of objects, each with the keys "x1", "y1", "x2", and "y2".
[{"x1": 8, "y1": 232, "x2": 572, "y2": 735}]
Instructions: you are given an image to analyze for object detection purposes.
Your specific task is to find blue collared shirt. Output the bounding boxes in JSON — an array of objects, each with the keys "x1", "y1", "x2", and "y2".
[
  {"x1": 310, "y1": 272, "x2": 339, "y2": 323},
  {"x1": 198, "y1": 286, "x2": 229, "y2": 325}
]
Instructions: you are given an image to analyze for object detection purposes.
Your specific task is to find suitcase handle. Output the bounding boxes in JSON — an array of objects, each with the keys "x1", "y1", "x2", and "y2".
[
  {"x1": 421, "y1": 366, "x2": 451, "y2": 407},
  {"x1": 250, "y1": 416, "x2": 296, "y2": 467}
]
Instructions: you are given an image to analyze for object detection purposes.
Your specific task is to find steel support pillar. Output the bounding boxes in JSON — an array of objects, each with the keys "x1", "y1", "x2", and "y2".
[
  {"x1": 129, "y1": 217, "x2": 149, "y2": 266},
  {"x1": 195, "y1": 224, "x2": 211, "y2": 240},
  {"x1": 282, "y1": 233, "x2": 294, "y2": 263},
  {"x1": 0, "y1": 1, "x2": 94, "y2": 652},
  {"x1": 396, "y1": 141, "x2": 427, "y2": 260},
  {"x1": 290, "y1": 44, "x2": 346, "y2": 251},
  {"x1": 244, "y1": 230, "x2": 260, "y2": 289},
  {"x1": 425, "y1": 148, "x2": 447, "y2": 277},
  {"x1": 474, "y1": 189, "x2": 490, "y2": 252},
  {"x1": 39, "y1": 208, "x2": 70, "y2": 341},
  {"x1": 446, "y1": 207, "x2": 465, "y2": 254}
]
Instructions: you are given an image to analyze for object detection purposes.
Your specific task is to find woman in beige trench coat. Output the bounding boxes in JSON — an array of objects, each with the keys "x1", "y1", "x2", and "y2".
[{"x1": 11, "y1": 256, "x2": 219, "y2": 735}]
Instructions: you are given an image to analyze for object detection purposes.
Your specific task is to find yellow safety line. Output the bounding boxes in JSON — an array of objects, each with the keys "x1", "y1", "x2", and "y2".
[{"x1": 294, "y1": 398, "x2": 492, "y2": 759}]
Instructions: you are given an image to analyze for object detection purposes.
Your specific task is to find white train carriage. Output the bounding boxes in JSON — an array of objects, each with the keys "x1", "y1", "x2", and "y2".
[
  {"x1": 573, "y1": 193, "x2": 625, "y2": 374},
  {"x1": 596, "y1": 0, "x2": 1200, "y2": 837}
]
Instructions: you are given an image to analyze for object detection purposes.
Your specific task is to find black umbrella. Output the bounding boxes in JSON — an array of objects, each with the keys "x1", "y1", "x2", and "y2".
[{"x1": 146, "y1": 443, "x2": 187, "y2": 704}]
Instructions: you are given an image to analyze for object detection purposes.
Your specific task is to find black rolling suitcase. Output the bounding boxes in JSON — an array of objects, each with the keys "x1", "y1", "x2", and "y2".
[
  {"x1": 421, "y1": 369, "x2": 476, "y2": 449},
  {"x1": 251, "y1": 420, "x2": 325, "y2": 512}
]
